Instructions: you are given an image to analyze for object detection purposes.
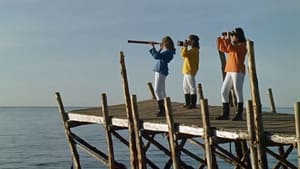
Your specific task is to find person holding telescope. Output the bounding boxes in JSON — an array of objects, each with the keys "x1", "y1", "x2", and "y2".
[
  {"x1": 215, "y1": 27, "x2": 247, "y2": 121},
  {"x1": 149, "y1": 36, "x2": 176, "y2": 117},
  {"x1": 180, "y1": 34, "x2": 200, "y2": 109}
]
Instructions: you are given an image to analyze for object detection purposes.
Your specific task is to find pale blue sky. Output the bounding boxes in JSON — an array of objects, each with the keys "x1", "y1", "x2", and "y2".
[{"x1": 0, "y1": 0, "x2": 299, "y2": 107}]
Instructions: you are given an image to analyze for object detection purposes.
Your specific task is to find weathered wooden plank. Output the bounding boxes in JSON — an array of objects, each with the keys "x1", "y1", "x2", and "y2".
[
  {"x1": 246, "y1": 100, "x2": 259, "y2": 169},
  {"x1": 268, "y1": 88, "x2": 277, "y2": 113},
  {"x1": 294, "y1": 102, "x2": 300, "y2": 167},
  {"x1": 164, "y1": 97, "x2": 180, "y2": 169},
  {"x1": 200, "y1": 99, "x2": 218, "y2": 169},
  {"x1": 67, "y1": 99, "x2": 298, "y2": 146},
  {"x1": 101, "y1": 93, "x2": 115, "y2": 169},
  {"x1": 147, "y1": 82, "x2": 156, "y2": 99},
  {"x1": 247, "y1": 40, "x2": 268, "y2": 169},
  {"x1": 55, "y1": 92, "x2": 81, "y2": 169},
  {"x1": 131, "y1": 95, "x2": 146, "y2": 169},
  {"x1": 119, "y1": 51, "x2": 138, "y2": 169}
]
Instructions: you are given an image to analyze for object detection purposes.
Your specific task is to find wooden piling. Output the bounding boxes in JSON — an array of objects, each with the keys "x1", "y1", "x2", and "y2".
[
  {"x1": 200, "y1": 98, "x2": 218, "y2": 169},
  {"x1": 234, "y1": 141, "x2": 243, "y2": 169},
  {"x1": 218, "y1": 50, "x2": 226, "y2": 80},
  {"x1": 198, "y1": 83, "x2": 204, "y2": 100},
  {"x1": 119, "y1": 51, "x2": 138, "y2": 169},
  {"x1": 268, "y1": 88, "x2": 276, "y2": 113},
  {"x1": 55, "y1": 92, "x2": 81, "y2": 169},
  {"x1": 218, "y1": 49, "x2": 236, "y2": 108},
  {"x1": 268, "y1": 88, "x2": 286, "y2": 167},
  {"x1": 101, "y1": 93, "x2": 115, "y2": 169},
  {"x1": 131, "y1": 95, "x2": 146, "y2": 169},
  {"x1": 247, "y1": 40, "x2": 268, "y2": 169},
  {"x1": 294, "y1": 102, "x2": 300, "y2": 167},
  {"x1": 147, "y1": 82, "x2": 156, "y2": 99},
  {"x1": 164, "y1": 97, "x2": 180, "y2": 169},
  {"x1": 246, "y1": 100, "x2": 258, "y2": 169}
]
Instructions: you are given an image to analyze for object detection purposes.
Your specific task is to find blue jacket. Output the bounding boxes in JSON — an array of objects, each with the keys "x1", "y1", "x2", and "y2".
[{"x1": 149, "y1": 47, "x2": 175, "y2": 76}]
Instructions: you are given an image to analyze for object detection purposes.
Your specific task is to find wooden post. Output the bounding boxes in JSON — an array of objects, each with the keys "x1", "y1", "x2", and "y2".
[
  {"x1": 247, "y1": 40, "x2": 268, "y2": 169},
  {"x1": 198, "y1": 83, "x2": 204, "y2": 100},
  {"x1": 218, "y1": 51, "x2": 226, "y2": 79},
  {"x1": 267, "y1": 88, "x2": 276, "y2": 113},
  {"x1": 234, "y1": 141, "x2": 243, "y2": 169},
  {"x1": 164, "y1": 97, "x2": 180, "y2": 169},
  {"x1": 55, "y1": 92, "x2": 81, "y2": 169},
  {"x1": 246, "y1": 100, "x2": 259, "y2": 169},
  {"x1": 294, "y1": 102, "x2": 300, "y2": 167},
  {"x1": 131, "y1": 95, "x2": 146, "y2": 169},
  {"x1": 101, "y1": 93, "x2": 115, "y2": 169},
  {"x1": 147, "y1": 82, "x2": 156, "y2": 99},
  {"x1": 268, "y1": 88, "x2": 286, "y2": 167},
  {"x1": 119, "y1": 51, "x2": 138, "y2": 169},
  {"x1": 200, "y1": 98, "x2": 218, "y2": 169},
  {"x1": 218, "y1": 50, "x2": 236, "y2": 108}
]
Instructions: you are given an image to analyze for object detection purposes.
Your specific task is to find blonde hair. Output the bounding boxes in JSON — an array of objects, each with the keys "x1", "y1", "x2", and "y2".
[{"x1": 162, "y1": 36, "x2": 176, "y2": 51}]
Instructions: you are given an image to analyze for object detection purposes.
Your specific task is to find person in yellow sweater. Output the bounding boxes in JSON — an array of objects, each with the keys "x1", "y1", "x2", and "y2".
[
  {"x1": 180, "y1": 34, "x2": 200, "y2": 109},
  {"x1": 215, "y1": 27, "x2": 247, "y2": 120}
]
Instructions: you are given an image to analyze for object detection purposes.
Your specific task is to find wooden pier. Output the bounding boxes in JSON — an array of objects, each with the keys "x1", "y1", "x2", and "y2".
[{"x1": 55, "y1": 41, "x2": 300, "y2": 169}]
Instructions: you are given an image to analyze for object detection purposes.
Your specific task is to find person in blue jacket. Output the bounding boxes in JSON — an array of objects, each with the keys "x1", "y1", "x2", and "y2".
[{"x1": 149, "y1": 36, "x2": 176, "y2": 116}]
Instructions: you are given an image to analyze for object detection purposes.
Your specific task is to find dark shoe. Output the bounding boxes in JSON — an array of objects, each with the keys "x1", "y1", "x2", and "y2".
[
  {"x1": 187, "y1": 94, "x2": 197, "y2": 109},
  {"x1": 156, "y1": 111, "x2": 165, "y2": 117},
  {"x1": 215, "y1": 115, "x2": 229, "y2": 120},
  {"x1": 156, "y1": 100, "x2": 165, "y2": 117},
  {"x1": 183, "y1": 94, "x2": 191, "y2": 107},
  {"x1": 232, "y1": 113, "x2": 242, "y2": 121},
  {"x1": 215, "y1": 103, "x2": 230, "y2": 120},
  {"x1": 232, "y1": 102, "x2": 243, "y2": 121},
  {"x1": 187, "y1": 104, "x2": 196, "y2": 109}
]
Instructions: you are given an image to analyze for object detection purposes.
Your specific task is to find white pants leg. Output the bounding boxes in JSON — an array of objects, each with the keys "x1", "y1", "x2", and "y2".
[
  {"x1": 232, "y1": 72, "x2": 245, "y2": 103},
  {"x1": 221, "y1": 72, "x2": 244, "y2": 103},
  {"x1": 183, "y1": 74, "x2": 197, "y2": 94},
  {"x1": 154, "y1": 72, "x2": 166, "y2": 100}
]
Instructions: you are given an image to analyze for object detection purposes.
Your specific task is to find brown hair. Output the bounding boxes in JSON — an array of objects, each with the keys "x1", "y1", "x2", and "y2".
[
  {"x1": 189, "y1": 34, "x2": 200, "y2": 48},
  {"x1": 162, "y1": 36, "x2": 176, "y2": 51},
  {"x1": 233, "y1": 27, "x2": 246, "y2": 43}
]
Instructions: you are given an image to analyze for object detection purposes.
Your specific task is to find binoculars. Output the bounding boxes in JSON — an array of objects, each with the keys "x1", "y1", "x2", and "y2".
[
  {"x1": 177, "y1": 41, "x2": 185, "y2": 46},
  {"x1": 222, "y1": 32, "x2": 235, "y2": 36}
]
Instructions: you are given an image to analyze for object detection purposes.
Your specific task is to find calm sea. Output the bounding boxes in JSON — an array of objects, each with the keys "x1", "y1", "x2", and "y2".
[{"x1": 0, "y1": 107, "x2": 297, "y2": 169}]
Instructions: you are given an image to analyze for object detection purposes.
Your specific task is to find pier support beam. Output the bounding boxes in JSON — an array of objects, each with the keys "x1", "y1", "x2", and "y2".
[
  {"x1": 247, "y1": 40, "x2": 268, "y2": 169},
  {"x1": 147, "y1": 82, "x2": 156, "y2": 99},
  {"x1": 218, "y1": 50, "x2": 237, "y2": 108},
  {"x1": 294, "y1": 102, "x2": 300, "y2": 167},
  {"x1": 200, "y1": 99, "x2": 218, "y2": 169},
  {"x1": 101, "y1": 93, "x2": 115, "y2": 169},
  {"x1": 56, "y1": 92, "x2": 81, "y2": 169},
  {"x1": 246, "y1": 100, "x2": 259, "y2": 169},
  {"x1": 119, "y1": 51, "x2": 138, "y2": 168},
  {"x1": 267, "y1": 88, "x2": 276, "y2": 113},
  {"x1": 164, "y1": 97, "x2": 180, "y2": 169},
  {"x1": 198, "y1": 83, "x2": 204, "y2": 100},
  {"x1": 131, "y1": 95, "x2": 147, "y2": 169}
]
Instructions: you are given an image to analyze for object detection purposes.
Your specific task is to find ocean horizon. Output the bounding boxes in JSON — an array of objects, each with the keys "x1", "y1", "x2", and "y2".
[{"x1": 0, "y1": 106, "x2": 297, "y2": 168}]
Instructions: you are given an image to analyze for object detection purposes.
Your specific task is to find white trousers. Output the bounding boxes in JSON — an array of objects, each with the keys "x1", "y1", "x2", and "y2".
[
  {"x1": 154, "y1": 72, "x2": 166, "y2": 101},
  {"x1": 183, "y1": 74, "x2": 197, "y2": 94},
  {"x1": 221, "y1": 72, "x2": 245, "y2": 103}
]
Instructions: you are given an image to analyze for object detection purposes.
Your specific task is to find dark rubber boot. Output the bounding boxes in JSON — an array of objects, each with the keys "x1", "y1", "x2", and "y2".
[
  {"x1": 215, "y1": 103, "x2": 230, "y2": 120},
  {"x1": 188, "y1": 94, "x2": 197, "y2": 109},
  {"x1": 232, "y1": 102, "x2": 243, "y2": 121},
  {"x1": 183, "y1": 94, "x2": 191, "y2": 107},
  {"x1": 156, "y1": 100, "x2": 165, "y2": 117}
]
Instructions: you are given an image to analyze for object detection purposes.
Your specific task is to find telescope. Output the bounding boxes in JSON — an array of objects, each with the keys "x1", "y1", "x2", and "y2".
[{"x1": 128, "y1": 40, "x2": 160, "y2": 45}]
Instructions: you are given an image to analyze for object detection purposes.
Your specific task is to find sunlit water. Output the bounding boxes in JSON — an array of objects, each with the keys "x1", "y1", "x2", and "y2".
[{"x1": 0, "y1": 107, "x2": 297, "y2": 168}]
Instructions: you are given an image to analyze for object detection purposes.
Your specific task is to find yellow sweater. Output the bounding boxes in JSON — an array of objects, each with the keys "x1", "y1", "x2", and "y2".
[{"x1": 181, "y1": 47, "x2": 199, "y2": 76}]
